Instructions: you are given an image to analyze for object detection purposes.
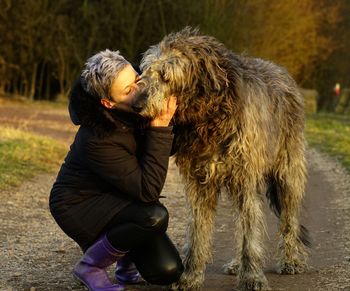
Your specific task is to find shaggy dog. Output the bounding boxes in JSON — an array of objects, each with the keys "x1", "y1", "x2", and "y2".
[{"x1": 133, "y1": 28, "x2": 310, "y2": 291}]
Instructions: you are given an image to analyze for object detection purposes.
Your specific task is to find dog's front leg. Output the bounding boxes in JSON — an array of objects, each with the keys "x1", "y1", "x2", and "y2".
[
  {"x1": 226, "y1": 177, "x2": 269, "y2": 291},
  {"x1": 236, "y1": 190, "x2": 269, "y2": 291},
  {"x1": 171, "y1": 181, "x2": 218, "y2": 291}
]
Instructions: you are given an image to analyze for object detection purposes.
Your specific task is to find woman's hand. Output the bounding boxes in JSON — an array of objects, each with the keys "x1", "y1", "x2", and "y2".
[{"x1": 150, "y1": 96, "x2": 177, "y2": 127}]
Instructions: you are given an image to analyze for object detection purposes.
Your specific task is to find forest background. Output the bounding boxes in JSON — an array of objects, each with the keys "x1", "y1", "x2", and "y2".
[{"x1": 1, "y1": 0, "x2": 349, "y2": 113}]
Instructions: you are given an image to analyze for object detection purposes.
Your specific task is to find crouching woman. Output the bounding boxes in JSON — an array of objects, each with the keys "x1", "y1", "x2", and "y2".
[{"x1": 49, "y1": 49, "x2": 183, "y2": 291}]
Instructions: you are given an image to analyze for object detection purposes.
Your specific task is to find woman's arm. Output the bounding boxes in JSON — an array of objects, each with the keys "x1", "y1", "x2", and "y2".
[
  {"x1": 82, "y1": 96, "x2": 177, "y2": 202},
  {"x1": 83, "y1": 127, "x2": 173, "y2": 202}
]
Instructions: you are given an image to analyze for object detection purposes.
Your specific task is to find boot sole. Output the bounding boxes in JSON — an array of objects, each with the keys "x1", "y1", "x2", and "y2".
[
  {"x1": 118, "y1": 279, "x2": 148, "y2": 286},
  {"x1": 73, "y1": 273, "x2": 90, "y2": 290}
]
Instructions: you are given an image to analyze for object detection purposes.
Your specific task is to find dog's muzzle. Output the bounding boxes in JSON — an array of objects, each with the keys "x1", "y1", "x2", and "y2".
[{"x1": 132, "y1": 88, "x2": 149, "y2": 114}]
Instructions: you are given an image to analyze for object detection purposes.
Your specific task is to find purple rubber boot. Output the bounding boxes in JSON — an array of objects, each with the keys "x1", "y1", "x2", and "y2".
[
  {"x1": 73, "y1": 234, "x2": 128, "y2": 291},
  {"x1": 115, "y1": 254, "x2": 146, "y2": 285}
]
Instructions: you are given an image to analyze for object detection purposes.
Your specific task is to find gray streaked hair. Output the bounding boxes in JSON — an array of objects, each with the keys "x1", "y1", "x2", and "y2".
[{"x1": 81, "y1": 49, "x2": 129, "y2": 99}]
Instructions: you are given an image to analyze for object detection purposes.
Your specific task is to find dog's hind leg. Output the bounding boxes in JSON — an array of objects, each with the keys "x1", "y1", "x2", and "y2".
[
  {"x1": 171, "y1": 179, "x2": 219, "y2": 291},
  {"x1": 223, "y1": 202, "x2": 240, "y2": 275},
  {"x1": 273, "y1": 138, "x2": 309, "y2": 275}
]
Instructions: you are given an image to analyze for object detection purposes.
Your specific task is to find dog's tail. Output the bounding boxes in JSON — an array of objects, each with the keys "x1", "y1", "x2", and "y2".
[{"x1": 266, "y1": 176, "x2": 311, "y2": 247}]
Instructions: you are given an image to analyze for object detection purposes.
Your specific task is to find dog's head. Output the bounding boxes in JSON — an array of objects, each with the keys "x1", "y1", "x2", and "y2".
[{"x1": 133, "y1": 27, "x2": 230, "y2": 123}]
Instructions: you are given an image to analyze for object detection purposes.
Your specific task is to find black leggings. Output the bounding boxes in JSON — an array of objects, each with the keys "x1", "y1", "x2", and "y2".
[{"x1": 103, "y1": 201, "x2": 184, "y2": 285}]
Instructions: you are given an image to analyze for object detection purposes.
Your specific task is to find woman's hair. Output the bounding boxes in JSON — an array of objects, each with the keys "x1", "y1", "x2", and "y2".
[{"x1": 81, "y1": 49, "x2": 129, "y2": 99}]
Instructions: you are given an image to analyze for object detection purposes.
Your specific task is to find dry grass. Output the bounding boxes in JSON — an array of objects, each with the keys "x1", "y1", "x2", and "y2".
[
  {"x1": 0, "y1": 126, "x2": 66, "y2": 190},
  {"x1": 0, "y1": 95, "x2": 68, "y2": 109}
]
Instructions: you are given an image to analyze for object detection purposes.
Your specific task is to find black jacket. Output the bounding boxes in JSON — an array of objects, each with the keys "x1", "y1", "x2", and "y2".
[{"x1": 49, "y1": 79, "x2": 174, "y2": 249}]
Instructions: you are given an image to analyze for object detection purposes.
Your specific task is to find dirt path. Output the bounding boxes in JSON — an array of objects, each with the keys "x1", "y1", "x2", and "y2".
[{"x1": 0, "y1": 104, "x2": 349, "y2": 291}]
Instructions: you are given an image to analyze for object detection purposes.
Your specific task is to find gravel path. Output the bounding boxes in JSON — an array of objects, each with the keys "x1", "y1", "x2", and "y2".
[{"x1": 0, "y1": 104, "x2": 349, "y2": 291}]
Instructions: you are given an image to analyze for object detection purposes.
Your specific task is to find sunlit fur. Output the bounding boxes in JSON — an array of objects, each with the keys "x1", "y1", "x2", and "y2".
[{"x1": 137, "y1": 27, "x2": 309, "y2": 291}]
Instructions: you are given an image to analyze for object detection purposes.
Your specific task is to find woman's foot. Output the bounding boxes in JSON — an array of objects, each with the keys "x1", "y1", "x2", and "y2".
[
  {"x1": 115, "y1": 254, "x2": 146, "y2": 285},
  {"x1": 74, "y1": 234, "x2": 127, "y2": 291}
]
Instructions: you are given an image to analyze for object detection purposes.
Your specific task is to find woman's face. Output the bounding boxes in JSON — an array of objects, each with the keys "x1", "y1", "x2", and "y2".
[{"x1": 103, "y1": 64, "x2": 140, "y2": 111}]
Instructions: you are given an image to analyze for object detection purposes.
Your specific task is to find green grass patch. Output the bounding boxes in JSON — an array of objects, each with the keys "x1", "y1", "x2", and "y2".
[
  {"x1": 306, "y1": 113, "x2": 350, "y2": 171},
  {"x1": 0, "y1": 127, "x2": 67, "y2": 190}
]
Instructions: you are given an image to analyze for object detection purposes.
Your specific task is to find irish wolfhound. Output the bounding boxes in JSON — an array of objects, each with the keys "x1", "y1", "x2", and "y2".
[{"x1": 133, "y1": 28, "x2": 310, "y2": 291}]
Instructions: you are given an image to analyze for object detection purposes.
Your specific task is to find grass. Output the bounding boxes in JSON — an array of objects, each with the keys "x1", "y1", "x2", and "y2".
[
  {"x1": 0, "y1": 95, "x2": 68, "y2": 110},
  {"x1": 306, "y1": 113, "x2": 350, "y2": 171},
  {"x1": 0, "y1": 102, "x2": 349, "y2": 191},
  {"x1": 0, "y1": 127, "x2": 67, "y2": 191}
]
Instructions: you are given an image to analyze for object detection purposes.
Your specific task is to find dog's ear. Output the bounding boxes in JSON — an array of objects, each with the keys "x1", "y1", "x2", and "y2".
[
  {"x1": 141, "y1": 45, "x2": 190, "y2": 92},
  {"x1": 167, "y1": 32, "x2": 230, "y2": 95},
  {"x1": 201, "y1": 57, "x2": 229, "y2": 93},
  {"x1": 159, "y1": 66, "x2": 170, "y2": 83},
  {"x1": 191, "y1": 45, "x2": 229, "y2": 94},
  {"x1": 158, "y1": 55, "x2": 191, "y2": 91}
]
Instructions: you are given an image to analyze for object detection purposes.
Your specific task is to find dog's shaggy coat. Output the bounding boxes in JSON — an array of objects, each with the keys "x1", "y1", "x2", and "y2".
[{"x1": 134, "y1": 28, "x2": 310, "y2": 290}]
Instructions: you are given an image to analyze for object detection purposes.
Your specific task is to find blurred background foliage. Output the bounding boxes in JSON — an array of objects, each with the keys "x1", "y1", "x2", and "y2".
[{"x1": 0, "y1": 0, "x2": 349, "y2": 112}]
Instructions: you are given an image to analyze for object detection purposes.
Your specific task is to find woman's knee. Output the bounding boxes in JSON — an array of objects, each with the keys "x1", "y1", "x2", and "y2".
[
  {"x1": 131, "y1": 233, "x2": 184, "y2": 285},
  {"x1": 107, "y1": 202, "x2": 169, "y2": 234},
  {"x1": 143, "y1": 203, "x2": 169, "y2": 233},
  {"x1": 141, "y1": 257, "x2": 184, "y2": 285}
]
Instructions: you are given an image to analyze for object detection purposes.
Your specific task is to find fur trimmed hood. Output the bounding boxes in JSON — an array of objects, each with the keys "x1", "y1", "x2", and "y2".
[{"x1": 68, "y1": 78, "x2": 149, "y2": 135}]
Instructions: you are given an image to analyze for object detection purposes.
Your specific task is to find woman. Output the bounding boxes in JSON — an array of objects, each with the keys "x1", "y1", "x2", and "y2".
[{"x1": 49, "y1": 49, "x2": 183, "y2": 291}]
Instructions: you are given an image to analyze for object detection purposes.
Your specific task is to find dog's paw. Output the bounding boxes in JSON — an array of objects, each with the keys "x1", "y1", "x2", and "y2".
[
  {"x1": 223, "y1": 259, "x2": 240, "y2": 275},
  {"x1": 278, "y1": 260, "x2": 308, "y2": 275},
  {"x1": 171, "y1": 280, "x2": 201, "y2": 291},
  {"x1": 170, "y1": 272, "x2": 203, "y2": 291},
  {"x1": 238, "y1": 272, "x2": 269, "y2": 291}
]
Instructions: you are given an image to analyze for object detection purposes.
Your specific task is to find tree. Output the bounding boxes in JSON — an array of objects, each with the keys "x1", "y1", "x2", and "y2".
[
  {"x1": 309, "y1": 0, "x2": 349, "y2": 111},
  {"x1": 0, "y1": 0, "x2": 345, "y2": 104},
  {"x1": 232, "y1": 0, "x2": 341, "y2": 84}
]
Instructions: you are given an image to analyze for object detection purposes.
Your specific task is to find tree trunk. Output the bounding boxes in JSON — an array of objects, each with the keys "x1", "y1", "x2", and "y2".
[
  {"x1": 29, "y1": 62, "x2": 38, "y2": 100},
  {"x1": 37, "y1": 62, "x2": 46, "y2": 100},
  {"x1": 44, "y1": 65, "x2": 51, "y2": 100},
  {"x1": 56, "y1": 46, "x2": 66, "y2": 97}
]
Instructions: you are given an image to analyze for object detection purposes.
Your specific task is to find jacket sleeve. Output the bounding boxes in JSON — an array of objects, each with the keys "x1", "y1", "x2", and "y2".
[{"x1": 82, "y1": 127, "x2": 174, "y2": 203}]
